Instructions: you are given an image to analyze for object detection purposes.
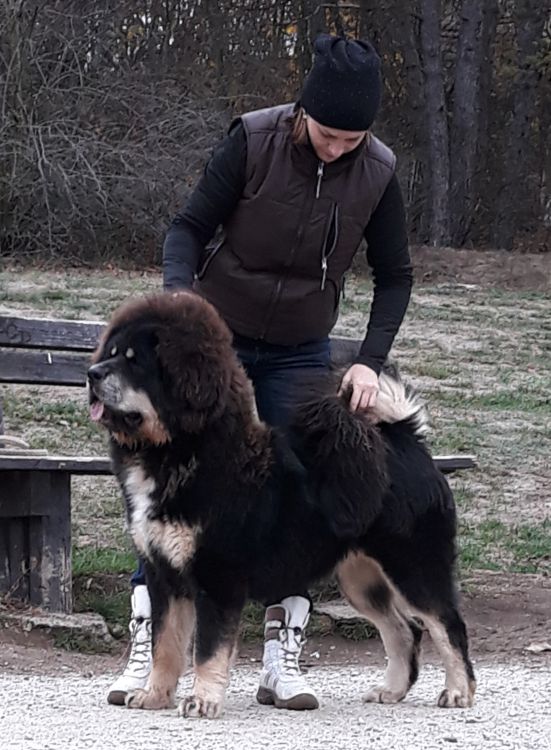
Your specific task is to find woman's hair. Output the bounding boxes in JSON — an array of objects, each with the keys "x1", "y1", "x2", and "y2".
[{"x1": 290, "y1": 107, "x2": 308, "y2": 144}]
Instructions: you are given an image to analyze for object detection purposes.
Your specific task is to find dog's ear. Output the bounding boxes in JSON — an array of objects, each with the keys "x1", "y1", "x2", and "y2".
[{"x1": 156, "y1": 322, "x2": 233, "y2": 433}]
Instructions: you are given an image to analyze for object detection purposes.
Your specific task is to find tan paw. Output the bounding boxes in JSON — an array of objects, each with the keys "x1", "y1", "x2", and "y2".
[
  {"x1": 178, "y1": 695, "x2": 223, "y2": 719},
  {"x1": 437, "y1": 686, "x2": 474, "y2": 708},
  {"x1": 125, "y1": 688, "x2": 174, "y2": 710},
  {"x1": 364, "y1": 686, "x2": 406, "y2": 704}
]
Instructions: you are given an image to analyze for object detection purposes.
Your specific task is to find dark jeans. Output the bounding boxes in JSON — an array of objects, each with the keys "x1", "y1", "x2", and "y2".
[{"x1": 130, "y1": 335, "x2": 331, "y2": 587}]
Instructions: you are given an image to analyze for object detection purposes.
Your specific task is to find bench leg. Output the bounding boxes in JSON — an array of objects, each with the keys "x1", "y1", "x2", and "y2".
[{"x1": 0, "y1": 471, "x2": 72, "y2": 613}]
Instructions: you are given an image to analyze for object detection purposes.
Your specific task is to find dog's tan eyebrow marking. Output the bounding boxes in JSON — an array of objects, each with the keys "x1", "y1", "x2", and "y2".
[
  {"x1": 125, "y1": 347, "x2": 135, "y2": 359},
  {"x1": 110, "y1": 345, "x2": 118, "y2": 357}
]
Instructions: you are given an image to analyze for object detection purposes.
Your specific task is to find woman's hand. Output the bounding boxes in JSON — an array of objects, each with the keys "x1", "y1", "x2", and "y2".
[{"x1": 338, "y1": 364, "x2": 379, "y2": 412}]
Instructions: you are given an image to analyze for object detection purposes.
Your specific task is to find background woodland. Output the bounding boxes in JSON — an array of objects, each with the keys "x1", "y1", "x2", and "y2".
[{"x1": 1, "y1": 0, "x2": 549, "y2": 264}]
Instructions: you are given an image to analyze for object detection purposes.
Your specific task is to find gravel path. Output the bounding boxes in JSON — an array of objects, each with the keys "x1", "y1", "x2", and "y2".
[{"x1": 1, "y1": 662, "x2": 549, "y2": 750}]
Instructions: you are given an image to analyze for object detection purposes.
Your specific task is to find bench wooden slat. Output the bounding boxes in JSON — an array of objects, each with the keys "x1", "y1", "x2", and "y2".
[
  {"x1": 0, "y1": 350, "x2": 90, "y2": 386},
  {"x1": 0, "y1": 315, "x2": 104, "y2": 351},
  {"x1": 433, "y1": 455, "x2": 476, "y2": 472},
  {"x1": 330, "y1": 336, "x2": 361, "y2": 366},
  {"x1": 0, "y1": 453, "x2": 474, "y2": 475},
  {"x1": 0, "y1": 454, "x2": 112, "y2": 474}
]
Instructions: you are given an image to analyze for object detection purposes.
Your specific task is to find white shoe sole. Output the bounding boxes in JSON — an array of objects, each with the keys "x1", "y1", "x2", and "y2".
[{"x1": 256, "y1": 686, "x2": 319, "y2": 710}]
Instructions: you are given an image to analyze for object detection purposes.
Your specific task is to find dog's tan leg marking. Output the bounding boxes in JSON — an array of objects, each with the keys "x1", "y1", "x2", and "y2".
[
  {"x1": 178, "y1": 640, "x2": 237, "y2": 719},
  {"x1": 418, "y1": 613, "x2": 475, "y2": 708},
  {"x1": 126, "y1": 597, "x2": 195, "y2": 710},
  {"x1": 148, "y1": 520, "x2": 197, "y2": 570},
  {"x1": 337, "y1": 552, "x2": 418, "y2": 704}
]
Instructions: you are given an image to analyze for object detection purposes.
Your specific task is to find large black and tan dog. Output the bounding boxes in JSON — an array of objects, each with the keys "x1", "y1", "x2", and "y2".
[{"x1": 88, "y1": 292, "x2": 475, "y2": 718}]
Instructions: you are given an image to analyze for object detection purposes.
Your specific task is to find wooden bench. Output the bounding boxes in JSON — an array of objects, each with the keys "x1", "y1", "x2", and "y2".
[
  {"x1": 0, "y1": 314, "x2": 110, "y2": 613},
  {"x1": 0, "y1": 313, "x2": 475, "y2": 614}
]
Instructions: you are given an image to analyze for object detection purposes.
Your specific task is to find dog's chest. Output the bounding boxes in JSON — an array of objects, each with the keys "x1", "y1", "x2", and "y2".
[{"x1": 123, "y1": 464, "x2": 198, "y2": 569}]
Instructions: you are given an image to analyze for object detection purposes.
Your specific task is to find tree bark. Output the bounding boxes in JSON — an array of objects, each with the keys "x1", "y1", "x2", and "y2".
[
  {"x1": 492, "y1": 0, "x2": 547, "y2": 250},
  {"x1": 449, "y1": 0, "x2": 485, "y2": 246},
  {"x1": 474, "y1": 0, "x2": 499, "y2": 226},
  {"x1": 419, "y1": 0, "x2": 450, "y2": 246}
]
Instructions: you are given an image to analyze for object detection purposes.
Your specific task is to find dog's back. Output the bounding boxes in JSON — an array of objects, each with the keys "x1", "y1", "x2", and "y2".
[{"x1": 288, "y1": 368, "x2": 441, "y2": 540}]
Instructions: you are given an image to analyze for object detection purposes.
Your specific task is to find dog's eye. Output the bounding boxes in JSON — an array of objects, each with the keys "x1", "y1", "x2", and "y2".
[
  {"x1": 125, "y1": 348, "x2": 135, "y2": 360},
  {"x1": 110, "y1": 345, "x2": 118, "y2": 357}
]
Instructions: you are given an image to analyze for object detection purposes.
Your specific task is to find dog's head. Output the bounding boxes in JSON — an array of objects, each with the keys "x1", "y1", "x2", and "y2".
[{"x1": 88, "y1": 292, "x2": 237, "y2": 445}]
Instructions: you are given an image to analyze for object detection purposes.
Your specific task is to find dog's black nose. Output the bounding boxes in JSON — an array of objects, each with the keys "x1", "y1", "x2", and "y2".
[{"x1": 88, "y1": 363, "x2": 108, "y2": 382}]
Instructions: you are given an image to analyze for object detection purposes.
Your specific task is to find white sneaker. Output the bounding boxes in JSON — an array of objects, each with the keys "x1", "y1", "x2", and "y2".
[
  {"x1": 107, "y1": 585, "x2": 152, "y2": 705},
  {"x1": 256, "y1": 596, "x2": 319, "y2": 710}
]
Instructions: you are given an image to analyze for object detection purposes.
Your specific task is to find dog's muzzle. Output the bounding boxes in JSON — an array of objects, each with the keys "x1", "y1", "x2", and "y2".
[{"x1": 88, "y1": 362, "x2": 115, "y2": 422}]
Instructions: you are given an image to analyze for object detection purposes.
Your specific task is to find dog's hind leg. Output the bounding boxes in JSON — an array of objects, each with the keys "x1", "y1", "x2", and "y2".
[
  {"x1": 336, "y1": 552, "x2": 422, "y2": 704},
  {"x1": 412, "y1": 606, "x2": 476, "y2": 708},
  {"x1": 127, "y1": 595, "x2": 195, "y2": 710},
  {"x1": 390, "y1": 559, "x2": 476, "y2": 708},
  {"x1": 178, "y1": 592, "x2": 243, "y2": 719}
]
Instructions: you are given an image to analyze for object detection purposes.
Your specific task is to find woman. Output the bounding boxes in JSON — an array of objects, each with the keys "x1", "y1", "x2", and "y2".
[{"x1": 108, "y1": 33, "x2": 413, "y2": 711}]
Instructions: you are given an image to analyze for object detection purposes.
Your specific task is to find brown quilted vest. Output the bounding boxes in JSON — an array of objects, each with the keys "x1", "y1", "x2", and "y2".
[{"x1": 196, "y1": 104, "x2": 395, "y2": 344}]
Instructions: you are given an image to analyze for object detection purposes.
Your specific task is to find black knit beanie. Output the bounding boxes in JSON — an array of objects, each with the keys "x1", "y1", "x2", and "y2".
[{"x1": 300, "y1": 34, "x2": 382, "y2": 131}]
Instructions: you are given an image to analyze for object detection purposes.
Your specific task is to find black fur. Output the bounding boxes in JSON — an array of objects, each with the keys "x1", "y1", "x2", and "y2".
[{"x1": 88, "y1": 293, "x2": 475, "y2": 713}]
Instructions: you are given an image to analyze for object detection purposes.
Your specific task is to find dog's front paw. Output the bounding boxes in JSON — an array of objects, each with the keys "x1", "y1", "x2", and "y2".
[
  {"x1": 364, "y1": 686, "x2": 406, "y2": 704},
  {"x1": 125, "y1": 688, "x2": 174, "y2": 710},
  {"x1": 178, "y1": 694, "x2": 223, "y2": 719},
  {"x1": 437, "y1": 686, "x2": 474, "y2": 708}
]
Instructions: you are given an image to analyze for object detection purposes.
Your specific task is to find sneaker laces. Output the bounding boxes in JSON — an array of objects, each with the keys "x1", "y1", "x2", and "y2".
[
  {"x1": 278, "y1": 626, "x2": 306, "y2": 676},
  {"x1": 125, "y1": 617, "x2": 152, "y2": 676}
]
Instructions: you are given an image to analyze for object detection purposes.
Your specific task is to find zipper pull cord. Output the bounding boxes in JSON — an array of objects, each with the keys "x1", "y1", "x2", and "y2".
[
  {"x1": 320, "y1": 204, "x2": 339, "y2": 290},
  {"x1": 321, "y1": 257, "x2": 328, "y2": 291},
  {"x1": 315, "y1": 161, "x2": 324, "y2": 199}
]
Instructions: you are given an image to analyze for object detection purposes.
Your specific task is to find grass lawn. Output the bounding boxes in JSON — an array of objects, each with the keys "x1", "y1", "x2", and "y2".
[{"x1": 1, "y1": 264, "x2": 550, "y2": 630}]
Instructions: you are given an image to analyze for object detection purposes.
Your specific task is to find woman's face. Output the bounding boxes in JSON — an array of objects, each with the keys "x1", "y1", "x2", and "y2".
[{"x1": 305, "y1": 116, "x2": 367, "y2": 163}]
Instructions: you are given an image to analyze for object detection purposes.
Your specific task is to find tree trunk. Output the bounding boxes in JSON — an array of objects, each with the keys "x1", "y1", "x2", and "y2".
[
  {"x1": 205, "y1": 0, "x2": 226, "y2": 95},
  {"x1": 474, "y1": 0, "x2": 499, "y2": 240},
  {"x1": 492, "y1": 0, "x2": 547, "y2": 250},
  {"x1": 327, "y1": 1, "x2": 345, "y2": 36},
  {"x1": 386, "y1": 2, "x2": 428, "y2": 240},
  {"x1": 449, "y1": 0, "x2": 485, "y2": 246},
  {"x1": 419, "y1": 0, "x2": 450, "y2": 246},
  {"x1": 358, "y1": 0, "x2": 376, "y2": 39}
]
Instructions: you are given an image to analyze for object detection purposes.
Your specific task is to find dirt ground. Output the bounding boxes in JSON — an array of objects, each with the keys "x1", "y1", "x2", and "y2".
[{"x1": 409, "y1": 245, "x2": 551, "y2": 291}]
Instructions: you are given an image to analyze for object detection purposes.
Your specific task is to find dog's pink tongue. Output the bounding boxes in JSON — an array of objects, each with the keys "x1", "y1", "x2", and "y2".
[{"x1": 90, "y1": 401, "x2": 104, "y2": 422}]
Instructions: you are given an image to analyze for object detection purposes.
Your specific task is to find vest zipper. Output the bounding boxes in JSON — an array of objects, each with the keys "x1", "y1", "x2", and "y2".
[
  {"x1": 320, "y1": 203, "x2": 339, "y2": 290},
  {"x1": 260, "y1": 161, "x2": 322, "y2": 338},
  {"x1": 315, "y1": 161, "x2": 324, "y2": 199},
  {"x1": 196, "y1": 236, "x2": 225, "y2": 280}
]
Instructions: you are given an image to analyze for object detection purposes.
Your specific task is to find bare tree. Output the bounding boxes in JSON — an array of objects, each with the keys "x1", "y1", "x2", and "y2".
[
  {"x1": 0, "y1": 0, "x2": 549, "y2": 262},
  {"x1": 473, "y1": 0, "x2": 499, "y2": 232},
  {"x1": 419, "y1": 0, "x2": 451, "y2": 245},
  {"x1": 381, "y1": 2, "x2": 428, "y2": 239},
  {"x1": 449, "y1": 0, "x2": 485, "y2": 246},
  {"x1": 492, "y1": 0, "x2": 548, "y2": 249}
]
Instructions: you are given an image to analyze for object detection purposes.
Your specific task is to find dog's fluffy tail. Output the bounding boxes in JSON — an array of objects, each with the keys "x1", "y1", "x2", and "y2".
[
  {"x1": 289, "y1": 367, "x2": 428, "y2": 539},
  {"x1": 370, "y1": 366, "x2": 430, "y2": 437},
  {"x1": 291, "y1": 395, "x2": 388, "y2": 539}
]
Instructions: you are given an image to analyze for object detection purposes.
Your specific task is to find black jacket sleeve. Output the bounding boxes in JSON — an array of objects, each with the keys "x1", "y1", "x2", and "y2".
[
  {"x1": 355, "y1": 174, "x2": 413, "y2": 374},
  {"x1": 163, "y1": 123, "x2": 247, "y2": 290}
]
